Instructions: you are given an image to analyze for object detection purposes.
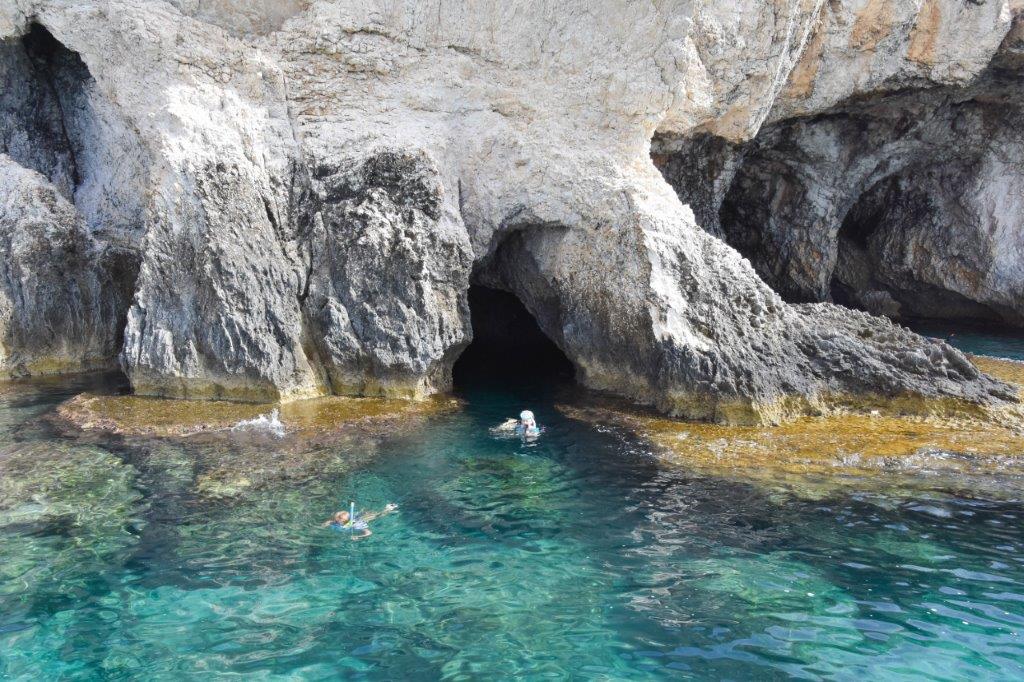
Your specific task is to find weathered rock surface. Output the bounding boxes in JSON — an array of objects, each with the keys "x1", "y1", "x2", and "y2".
[
  {"x1": 302, "y1": 151, "x2": 472, "y2": 398},
  {"x1": 0, "y1": 1, "x2": 1019, "y2": 422},
  {"x1": 476, "y1": 178, "x2": 1016, "y2": 421},
  {"x1": 657, "y1": 1, "x2": 1024, "y2": 327},
  {"x1": 0, "y1": 155, "x2": 132, "y2": 376}
]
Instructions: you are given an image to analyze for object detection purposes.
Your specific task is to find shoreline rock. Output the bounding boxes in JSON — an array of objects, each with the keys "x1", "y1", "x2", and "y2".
[
  {"x1": 559, "y1": 355, "x2": 1024, "y2": 497},
  {"x1": 0, "y1": 2, "x2": 1020, "y2": 424}
]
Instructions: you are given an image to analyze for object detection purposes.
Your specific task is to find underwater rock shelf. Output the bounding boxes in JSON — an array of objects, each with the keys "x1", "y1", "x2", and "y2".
[
  {"x1": 56, "y1": 392, "x2": 461, "y2": 438},
  {"x1": 560, "y1": 356, "x2": 1024, "y2": 497}
]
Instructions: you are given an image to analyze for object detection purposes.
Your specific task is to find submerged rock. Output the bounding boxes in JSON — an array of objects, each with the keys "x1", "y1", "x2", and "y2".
[
  {"x1": 0, "y1": 442, "x2": 143, "y2": 601},
  {"x1": 0, "y1": 441, "x2": 140, "y2": 530},
  {"x1": 56, "y1": 391, "x2": 460, "y2": 439},
  {"x1": 0, "y1": 2, "x2": 1019, "y2": 423}
]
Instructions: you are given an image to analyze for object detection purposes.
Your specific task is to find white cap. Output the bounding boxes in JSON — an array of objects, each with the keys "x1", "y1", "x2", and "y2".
[{"x1": 520, "y1": 410, "x2": 535, "y2": 421}]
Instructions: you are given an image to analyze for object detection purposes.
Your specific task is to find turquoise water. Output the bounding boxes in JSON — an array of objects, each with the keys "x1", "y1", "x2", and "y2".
[
  {"x1": 906, "y1": 319, "x2": 1024, "y2": 361},
  {"x1": 3, "y1": 349, "x2": 1024, "y2": 679}
]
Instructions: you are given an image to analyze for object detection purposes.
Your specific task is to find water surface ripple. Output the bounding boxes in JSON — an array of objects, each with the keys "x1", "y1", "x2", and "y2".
[{"x1": 1, "y1": 353, "x2": 1024, "y2": 678}]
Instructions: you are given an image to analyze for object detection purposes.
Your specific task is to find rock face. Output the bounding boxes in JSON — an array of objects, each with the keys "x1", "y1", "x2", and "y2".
[
  {"x1": 0, "y1": 1, "x2": 1020, "y2": 422},
  {"x1": 0, "y1": 19, "x2": 142, "y2": 378},
  {"x1": 476, "y1": 184, "x2": 1015, "y2": 422},
  {"x1": 657, "y1": 0, "x2": 1024, "y2": 327},
  {"x1": 302, "y1": 151, "x2": 472, "y2": 398},
  {"x1": 0, "y1": 155, "x2": 132, "y2": 375}
]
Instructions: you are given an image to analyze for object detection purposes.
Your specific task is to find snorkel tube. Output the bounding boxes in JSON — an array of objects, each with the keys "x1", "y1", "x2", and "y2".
[{"x1": 349, "y1": 501, "x2": 356, "y2": 534}]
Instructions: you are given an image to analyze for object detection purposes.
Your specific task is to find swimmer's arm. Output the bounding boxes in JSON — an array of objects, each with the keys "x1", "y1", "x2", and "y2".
[
  {"x1": 352, "y1": 528, "x2": 372, "y2": 540},
  {"x1": 360, "y1": 504, "x2": 398, "y2": 523}
]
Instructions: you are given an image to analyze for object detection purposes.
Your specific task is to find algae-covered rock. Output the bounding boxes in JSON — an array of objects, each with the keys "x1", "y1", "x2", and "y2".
[
  {"x1": 560, "y1": 356, "x2": 1024, "y2": 499},
  {"x1": 683, "y1": 554, "x2": 855, "y2": 612},
  {"x1": 55, "y1": 391, "x2": 461, "y2": 439},
  {"x1": 0, "y1": 441, "x2": 141, "y2": 530},
  {"x1": 189, "y1": 440, "x2": 378, "y2": 501},
  {"x1": 52, "y1": 385, "x2": 462, "y2": 501}
]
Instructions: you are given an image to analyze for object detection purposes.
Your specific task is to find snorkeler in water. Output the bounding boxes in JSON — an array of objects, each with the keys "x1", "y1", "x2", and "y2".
[
  {"x1": 516, "y1": 410, "x2": 541, "y2": 437},
  {"x1": 322, "y1": 503, "x2": 398, "y2": 539},
  {"x1": 491, "y1": 410, "x2": 543, "y2": 438}
]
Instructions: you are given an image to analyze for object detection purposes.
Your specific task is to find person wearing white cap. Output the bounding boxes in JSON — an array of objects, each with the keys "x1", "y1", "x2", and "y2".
[
  {"x1": 514, "y1": 410, "x2": 541, "y2": 438},
  {"x1": 490, "y1": 409, "x2": 543, "y2": 438}
]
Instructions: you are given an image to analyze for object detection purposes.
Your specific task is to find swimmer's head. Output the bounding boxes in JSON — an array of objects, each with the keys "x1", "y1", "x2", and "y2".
[
  {"x1": 334, "y1": 511, "x2": 351, "y2": 524},
  {"x1": 520, "y1": 410, "x2": 536, "y2": 427}
]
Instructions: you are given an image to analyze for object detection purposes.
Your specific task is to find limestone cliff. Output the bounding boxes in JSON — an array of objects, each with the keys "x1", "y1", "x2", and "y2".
[
  {"x1": 656, "y1": 0, "x2": 1024, "y2": 327},
  {"x1": 0, "y1": 1, "x2": 1019, "y2": 423}
]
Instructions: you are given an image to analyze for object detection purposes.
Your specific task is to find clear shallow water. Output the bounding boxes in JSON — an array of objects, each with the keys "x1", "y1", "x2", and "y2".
[{"x1": 2, "y1": 350, "x2": 1024, "y2": 679}]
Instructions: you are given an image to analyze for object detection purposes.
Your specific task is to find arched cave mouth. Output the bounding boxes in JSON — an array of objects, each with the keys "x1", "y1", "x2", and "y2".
[{"x1": 452, "y1": 286, "x2": 574, "y2": 389}]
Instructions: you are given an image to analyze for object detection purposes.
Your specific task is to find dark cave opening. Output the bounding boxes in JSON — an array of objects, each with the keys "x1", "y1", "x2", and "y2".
[
  {"x1": 452, "y1": 286, "x2": 574, "y2": 387},
  {"x1": 828, "y1": 176, "x2": 1007, "y2": 323},
  {"x1": 835, "y1": 181, "x2": 889, "y2": 251},
  {"x1": 22, "y1": 21, "x2": 91, "y2": 90},
  {"x1": 829, "y1": 177, "x2": 893, "y2": 308}
]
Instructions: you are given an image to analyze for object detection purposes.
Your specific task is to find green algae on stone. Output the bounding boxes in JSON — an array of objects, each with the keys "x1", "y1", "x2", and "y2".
[
  {"x1": 683, "y1": 554, "x2": 856, "y2": 614},
  {"x1": 190, "y1": 443, "x2": 379, "y2": 500},
  {"x1": 0, "y1": 441, "x2": 142, "y2": 531},
  {"x1": 50, "y1": 390, "x2": 463, "y2": 501}
]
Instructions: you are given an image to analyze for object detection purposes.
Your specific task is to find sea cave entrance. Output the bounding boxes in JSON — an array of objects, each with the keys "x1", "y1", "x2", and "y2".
[{"x1": 452, "y1": 286, "x2": 574, "y2": 389}]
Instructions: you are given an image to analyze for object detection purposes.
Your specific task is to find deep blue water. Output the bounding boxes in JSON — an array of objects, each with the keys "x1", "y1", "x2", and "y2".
[{"x1": 1, "y1": 328, "x2": 1024, "y2": 679}]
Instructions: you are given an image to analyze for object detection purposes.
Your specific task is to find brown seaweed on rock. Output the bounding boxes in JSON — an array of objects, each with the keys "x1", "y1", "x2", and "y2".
[{"x1": 559, "y1": 356, "x2": 1024, "y2": 500}]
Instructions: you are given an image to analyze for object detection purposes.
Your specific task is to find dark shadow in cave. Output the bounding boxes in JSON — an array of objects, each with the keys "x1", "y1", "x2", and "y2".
[
  {"x1": 829, "y1": 175, "x2": 1005, "y2": 323},
  {"x1": 835, "y1": 179, "x2": 890, "y2": 250},
  {"x1": 452, "y1": 286, "x2": 574, "y2": 389},
  {"x1": 0, "y1": 23, "x2": 143, "y2": 370},
  {"x1": 828, "y1": 176, "x2": 894, "y2": 308}
]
